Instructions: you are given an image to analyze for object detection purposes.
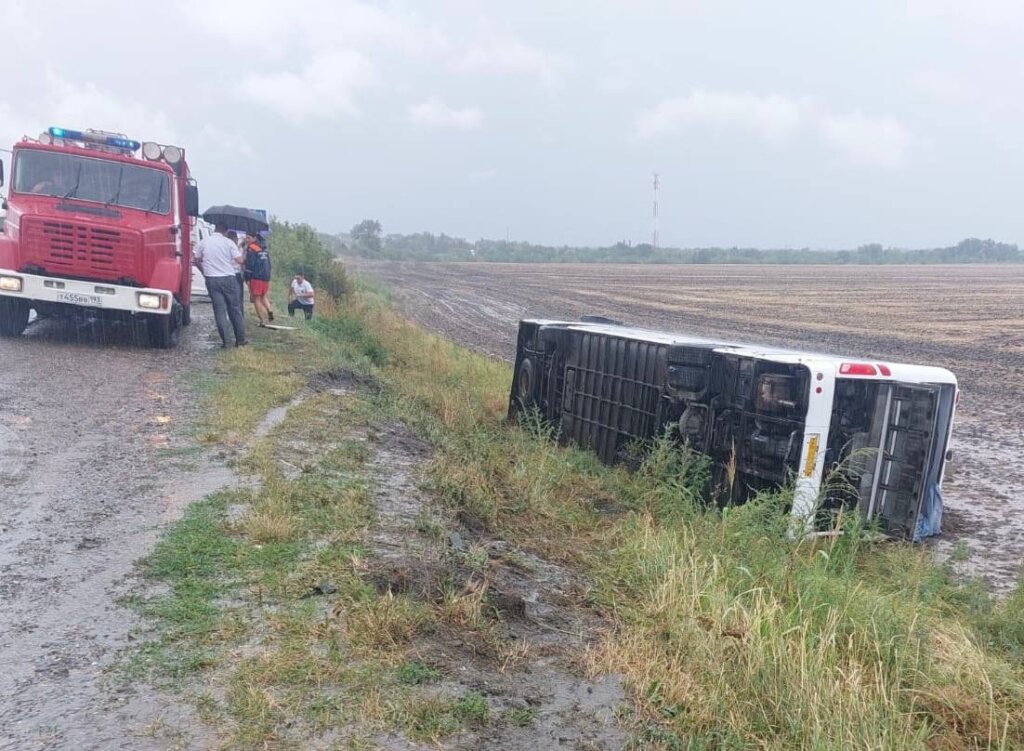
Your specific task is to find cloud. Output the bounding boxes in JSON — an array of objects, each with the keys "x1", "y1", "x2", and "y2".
[
  {"x1": 409, "y1": 98, "x2": 483, "y2": 130},
  {"x1": 198, "y1": 124, "x2": 254, "y2": 158},
  {"x1": 908, "y1": 70, "x2": 972, "y2": 105},
  {"x1": 635, "y1": 90, "x2": 803, "y2": 142},
  {"x1": 183, "y1": 0, "x2": 446, "y2": 119},
  {"x1": 46, "y1": 73, "x2": 178, "y2": 143},
  {"x1": 0, "y1": 71, "x2": 178, "y2": 154},
  {"x1": 818, "y1": 112, "x2": 913, "y2": 169},
  {"x1": 636, "y1": 89, "x2": 914, "y2": 168},
  {"x1": 450, "y1": 36, "x2": 570, "y2": 83},
  {"x1": 182, "y1": 0, "x2": 448, "y2": 57},
  {"x1": 469, "y1": 167, "x2": 498, "y2": 183},
  {"x1": 0, "y1": 102, "x2": 20, "y2": 152},
  {"x1": 7, "y1": 0, "x2": 39, "y2": 46},
  {"x1": 240, "y1": 49, "x2": 377, "y2": 121},
  {"x1": 906, "y1": 0, "x2": 1024, "y2": 28}
]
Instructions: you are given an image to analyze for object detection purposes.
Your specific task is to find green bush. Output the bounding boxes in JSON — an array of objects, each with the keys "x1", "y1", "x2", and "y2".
[
  {"x1": 269, "y1": 219, "x2": 350, "y2": 299},
  {"x1": 316, "y1": 260, "x2": 349, "y2": 299}
]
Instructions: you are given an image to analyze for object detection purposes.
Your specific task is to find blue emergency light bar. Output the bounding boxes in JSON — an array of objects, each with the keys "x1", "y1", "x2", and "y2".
[{"x1": 48, "y1": 127, "x2": 140, "y2": 151}]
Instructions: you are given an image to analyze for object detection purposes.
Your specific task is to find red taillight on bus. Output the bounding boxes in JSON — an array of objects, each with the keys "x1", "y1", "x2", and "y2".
[
  {"x1": 877, "y1": 364, "x2": 892, "y2": 376},
  {"x1": 839, "y1": 362, "x2": 878, "y2": 376}
]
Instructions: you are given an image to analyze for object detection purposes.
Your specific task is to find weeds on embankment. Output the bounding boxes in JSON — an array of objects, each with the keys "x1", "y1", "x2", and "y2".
[
  {"x1": 327, "y1": 282, "x2": 1024, "y2": 749},
  {"x1": 129, "y1": 240, "x2": 1024, "y2": 748}
]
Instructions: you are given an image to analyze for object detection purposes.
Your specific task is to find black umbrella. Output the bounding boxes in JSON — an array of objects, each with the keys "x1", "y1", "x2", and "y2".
[{"x1": 202, "y1": 205, "x2": 269, "y2": 235}]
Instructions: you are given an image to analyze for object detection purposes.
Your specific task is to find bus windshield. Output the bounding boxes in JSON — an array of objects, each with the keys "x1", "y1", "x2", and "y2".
[{"x1": 13, "y1": 149, "x2": 170, "y2": 214}]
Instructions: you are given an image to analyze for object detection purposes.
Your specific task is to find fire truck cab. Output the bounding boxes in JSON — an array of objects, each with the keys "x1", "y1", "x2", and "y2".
[{"x1": 0, "y1": 126, "x2": 200, "y2": 348}]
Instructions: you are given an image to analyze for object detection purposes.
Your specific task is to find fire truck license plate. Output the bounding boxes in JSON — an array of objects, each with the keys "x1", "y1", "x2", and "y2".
[{"x1": 56, "y1": 292, "x2": 103, "y2": 307}]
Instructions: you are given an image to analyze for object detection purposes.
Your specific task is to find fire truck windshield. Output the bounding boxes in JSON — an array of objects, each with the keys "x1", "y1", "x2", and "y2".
[{"x1": 13, "y1": 149, "x2": 170, "y2": 214}]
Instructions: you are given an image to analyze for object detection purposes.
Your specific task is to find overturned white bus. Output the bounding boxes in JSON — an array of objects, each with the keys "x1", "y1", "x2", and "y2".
[{"x1": 508, "y1": 318, "x2": 958, "y2": 541}]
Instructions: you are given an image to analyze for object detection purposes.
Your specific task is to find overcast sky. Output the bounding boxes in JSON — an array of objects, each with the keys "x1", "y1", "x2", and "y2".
[{"x1": 1, "y1": 0, "x2": 1022, "y2": 248}]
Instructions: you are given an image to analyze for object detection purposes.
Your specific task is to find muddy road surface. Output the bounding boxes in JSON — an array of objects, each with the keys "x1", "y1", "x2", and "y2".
[
  {"x1": 0, "y1": 306, "x2": 227, "y2": 750},
  {"x1": 353, "y1": 260, "x2": 1024, "y2": 590}
]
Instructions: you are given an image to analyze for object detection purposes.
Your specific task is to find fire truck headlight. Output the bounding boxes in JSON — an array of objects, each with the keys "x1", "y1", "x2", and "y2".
[
  {"x1": 162, "y1": 145, "x2": 182, "y2": 165},
  {"x1": 0, "y1": 275, "x2": 23, "y2": 292},
  {"x1": 142, "y1": 142, "x2": 162, "y2": 160},
  {"x1": 137, "y1": 292, "x2": 163, "y2": 309}
]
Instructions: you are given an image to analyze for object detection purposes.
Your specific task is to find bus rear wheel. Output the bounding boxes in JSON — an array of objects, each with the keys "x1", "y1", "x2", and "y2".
[
  {"x1": 0, "y1": 298, "x2": 30, "y2": 337},
  {"x1": 513, "y1": 357, "x2": 537, "y2": 413}
]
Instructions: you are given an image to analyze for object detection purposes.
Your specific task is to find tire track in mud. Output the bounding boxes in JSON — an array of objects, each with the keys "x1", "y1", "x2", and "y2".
[
  {"x1": 361, "y1": 418, "x2": 627, "y2": 750},
  {"x1": 353, "y1": 260, "x2": 1024, "y2": 591}
]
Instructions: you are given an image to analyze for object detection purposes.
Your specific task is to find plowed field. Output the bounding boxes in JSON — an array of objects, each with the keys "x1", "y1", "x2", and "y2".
[{"x1": 353, "y1": 260, "x2": 1024, "y2": 589}]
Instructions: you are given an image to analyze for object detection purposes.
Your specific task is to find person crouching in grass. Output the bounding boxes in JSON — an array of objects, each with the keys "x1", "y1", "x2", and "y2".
[
  {"x1": 243, "y1": 231, "x2": 274, "y2": 326},
  {"x1": 288, "y1": 274, "x2": 315, "y2": 320}
]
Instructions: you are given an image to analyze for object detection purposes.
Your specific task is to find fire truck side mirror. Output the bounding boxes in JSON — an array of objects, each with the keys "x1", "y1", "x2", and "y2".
[
  {"x1": 0, "y1": 159, "x2": 5, "y2": 187},
  {"x1": 184, "y1": 185, "x2": 199, "y2": 217}
]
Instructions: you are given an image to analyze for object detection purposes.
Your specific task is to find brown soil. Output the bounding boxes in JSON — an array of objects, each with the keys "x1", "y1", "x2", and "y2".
[
  {"x1": 352, "y1": 260, "x2": 1024, "y2": 590},
  {"x1": 360, "y1": 416, "x2": 627, "y2": 749}
]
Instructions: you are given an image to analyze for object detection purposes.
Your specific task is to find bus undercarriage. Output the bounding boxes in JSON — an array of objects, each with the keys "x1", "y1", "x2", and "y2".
[{"x1": 508, "y1": 319, "x2": 956, "y2": 540}]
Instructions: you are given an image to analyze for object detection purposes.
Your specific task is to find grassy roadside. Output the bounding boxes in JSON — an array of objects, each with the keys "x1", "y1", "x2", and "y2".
[
  {"x1": 129, "y1": 234, "x2": 1024, "y2": 749},
  {"x1": 337, "y1": 279, "x2": 1024, "y2": 749}
]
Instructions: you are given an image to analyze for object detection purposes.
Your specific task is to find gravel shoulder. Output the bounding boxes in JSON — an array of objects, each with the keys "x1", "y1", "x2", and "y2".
[
  {"x1": 352, "y1": 260, "x2": 1024, "y2": 590},
  {"x1": 0, "y1": 305, "x2": 231, "y2": 750}
]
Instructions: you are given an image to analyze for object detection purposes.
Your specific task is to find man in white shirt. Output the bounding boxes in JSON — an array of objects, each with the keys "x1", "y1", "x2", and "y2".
[
  {"x1": 287, "y1": 274, "x2": 315, "y2": 320},
  {"x1": 194, "y1": 224, "x2": 247, "y2": 347}
]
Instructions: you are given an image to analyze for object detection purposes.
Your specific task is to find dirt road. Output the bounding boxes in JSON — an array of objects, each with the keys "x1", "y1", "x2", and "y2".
[
  {"x1": 353, "y1": 260, "x2": 1024, "y2": 589},
  {"x1": 0, "y1": 307, "x2": 228, "y2": 750}
]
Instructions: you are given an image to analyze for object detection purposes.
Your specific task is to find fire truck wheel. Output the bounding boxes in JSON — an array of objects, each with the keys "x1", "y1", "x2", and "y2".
[
  {"x1": 0, "y1": 298, "x2": 30, "y2": 337},
  {"x1": 181, "y1": 304, "x2": 191, "y2": 327},
  {"x1": 147, "y1": 310, "x2": 180, "y2": 349}
]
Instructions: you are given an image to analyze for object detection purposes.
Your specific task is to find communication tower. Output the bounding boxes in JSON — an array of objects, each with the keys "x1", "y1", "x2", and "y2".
[{"x1": 652, "y1": 173, "x2": 660, "y2": 249}]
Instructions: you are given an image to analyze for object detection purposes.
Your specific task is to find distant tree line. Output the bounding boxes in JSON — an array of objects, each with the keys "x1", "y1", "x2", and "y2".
[{"x1": 325, "y1": 221, "x2": 1022, "y2": 265}]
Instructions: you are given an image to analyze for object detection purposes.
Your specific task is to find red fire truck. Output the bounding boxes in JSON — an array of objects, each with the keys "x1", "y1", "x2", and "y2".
[{"x1": 0, "y1": 126, "x2": 200, "y2": 347}]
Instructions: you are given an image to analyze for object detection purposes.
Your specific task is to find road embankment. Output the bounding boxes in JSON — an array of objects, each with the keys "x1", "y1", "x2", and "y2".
[{"x1": 127, "y1": 267, "x2": 1024, "y2": 750}]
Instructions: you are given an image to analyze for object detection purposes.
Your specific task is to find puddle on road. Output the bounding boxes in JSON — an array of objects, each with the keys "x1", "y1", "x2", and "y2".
[
  {"x1": 161, "y1": 460, "x2": 246, "y2": 523},
  {"x1": 255, "y1": 374, "x2": 364, "y2": 440},
  {"x1": 0, "y1": 422, "x2": 29, "y2": 489},
  {"x1": 254, "y1": 394, "x2": 309, "y2": 439}
]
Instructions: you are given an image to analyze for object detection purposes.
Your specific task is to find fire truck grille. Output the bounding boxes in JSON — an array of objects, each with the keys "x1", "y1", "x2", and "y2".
[{"x1": 22, "y1": 219, "x2": 141, "y2": 281}]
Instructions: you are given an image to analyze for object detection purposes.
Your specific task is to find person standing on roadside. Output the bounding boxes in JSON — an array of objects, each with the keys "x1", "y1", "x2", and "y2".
[
  {"x1": 288, "y1": 273, "x2": 315, "y2": 320},
  {"x1": 226, "y1": 230, "x2": 245, "y2": 303},
  {"x1": 244, "y1": 231, "x2": 274, "y2": 326},
  {"x1": 194, "y1": 223, "x2": 247, "y2": 347}
]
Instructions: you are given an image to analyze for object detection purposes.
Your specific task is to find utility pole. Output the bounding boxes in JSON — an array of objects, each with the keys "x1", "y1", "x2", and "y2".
[{"x1": 652, "y1": 172, "x2": 660, "y2": 249}]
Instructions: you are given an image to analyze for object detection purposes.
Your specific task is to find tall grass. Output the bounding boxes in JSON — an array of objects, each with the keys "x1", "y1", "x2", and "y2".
[
  {"x1": 150, "y1": 219, "x2": 1024, "y2": 749},
  {"x1": 328, "y1": 279, "x2": 1024, "y2": 750}
]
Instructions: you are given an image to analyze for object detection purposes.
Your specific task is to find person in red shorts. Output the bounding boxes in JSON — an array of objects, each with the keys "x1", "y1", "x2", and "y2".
[{"x1": 243, "y1": 231, "x2": 275, "y2": 326}]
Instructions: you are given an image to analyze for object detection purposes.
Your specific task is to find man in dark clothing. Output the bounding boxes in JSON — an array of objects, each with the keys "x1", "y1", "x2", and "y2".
[
  {"x1": 194, "y1": 224, "x2": 247, "y2": 347},
  {"x1": 226, "y1": 230, "x2": 244, "y2": 302}
]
